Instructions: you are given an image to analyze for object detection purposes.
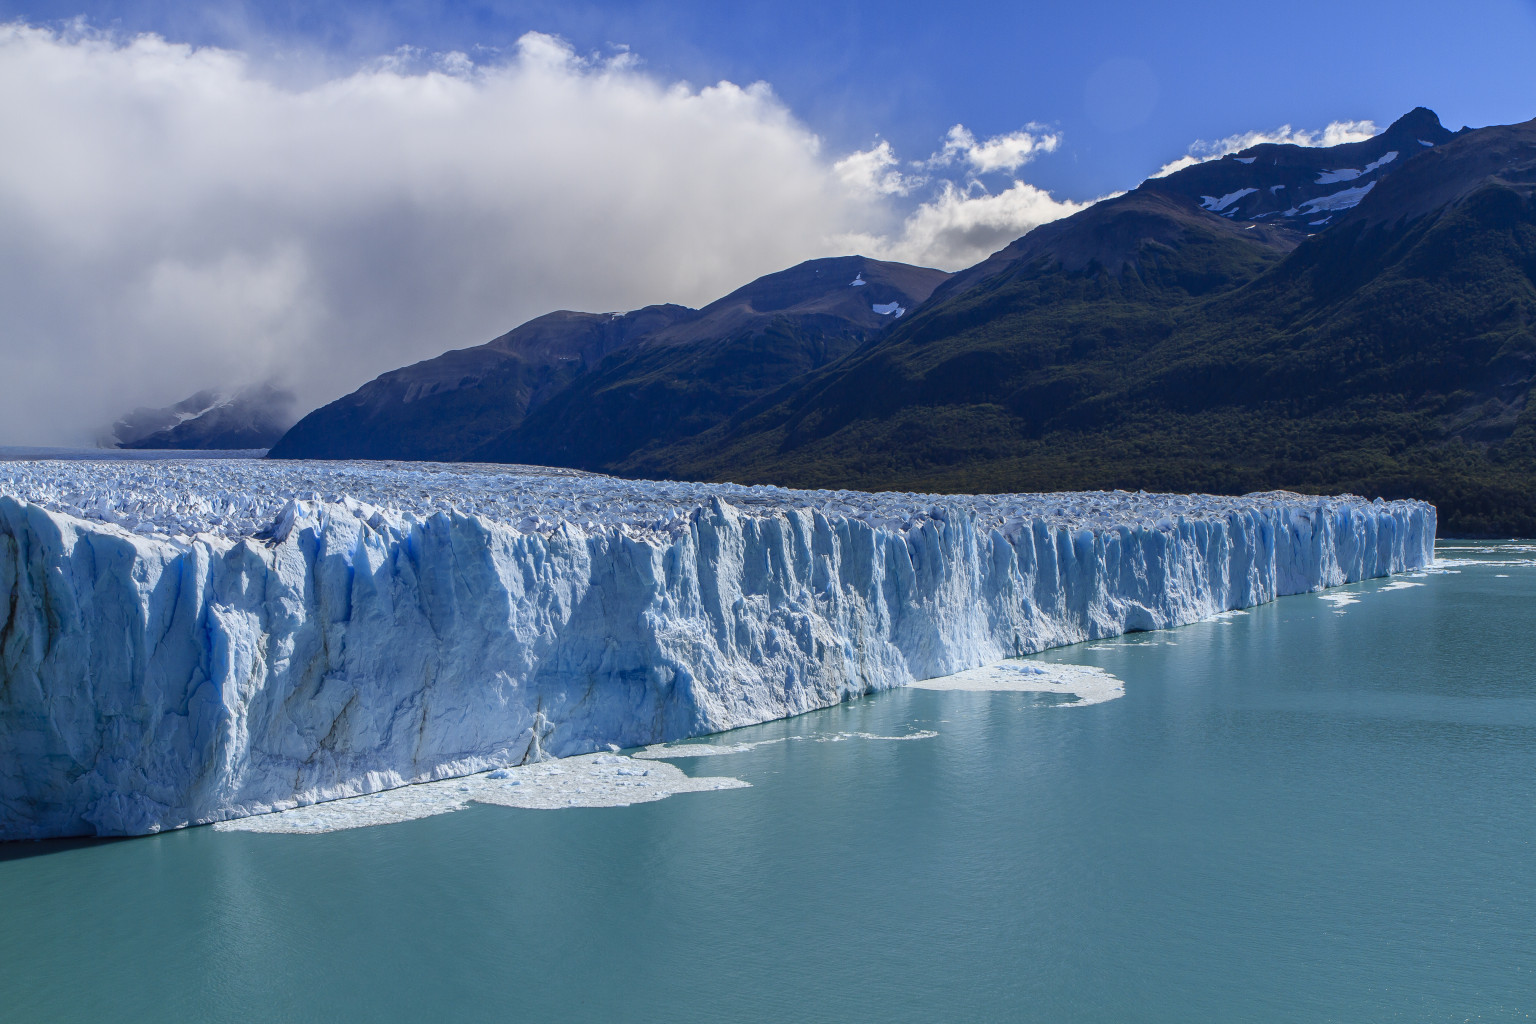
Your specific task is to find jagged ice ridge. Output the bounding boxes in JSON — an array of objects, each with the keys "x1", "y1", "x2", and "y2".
[{"x1": 0, "y1": 460, "x2": 1435, "y2": 839}]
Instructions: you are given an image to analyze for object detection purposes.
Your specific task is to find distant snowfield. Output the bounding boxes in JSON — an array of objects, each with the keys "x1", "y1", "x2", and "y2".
[{"x1": 0, "y1": 458, "x2": 1437, "y2": 839}]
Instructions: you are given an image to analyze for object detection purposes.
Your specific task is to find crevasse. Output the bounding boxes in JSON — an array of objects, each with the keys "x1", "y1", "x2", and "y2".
[{"x1": 0, "y1": 471, "x2": 1434, "y2": 840}]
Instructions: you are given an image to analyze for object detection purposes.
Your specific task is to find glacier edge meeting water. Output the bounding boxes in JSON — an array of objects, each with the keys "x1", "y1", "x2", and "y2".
[{"x1": 0, "y1": 461, "x2": 1435, "y2": 839}]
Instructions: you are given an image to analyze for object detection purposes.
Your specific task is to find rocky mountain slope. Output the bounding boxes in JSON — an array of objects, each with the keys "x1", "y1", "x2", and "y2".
[
  {"x1": 269, "y1": 108, "x2": 1536, "y2": 534},
  {"x1": 111, "y1": 382, "x2": 297, "y2": 450},
  {"x1": 269, "y1": 257, "x2": 948, "y2": 462},
  {"x1": 651, "y1": 110, "x2": 1536, "y2": 534}
]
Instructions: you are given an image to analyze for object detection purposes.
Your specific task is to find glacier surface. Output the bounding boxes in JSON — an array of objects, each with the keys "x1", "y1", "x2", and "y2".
[{"x1": 0, "y1": 459, "x2": 1435, "y2": 839}]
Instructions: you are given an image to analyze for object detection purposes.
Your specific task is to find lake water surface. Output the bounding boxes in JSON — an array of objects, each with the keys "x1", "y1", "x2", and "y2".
[{"x1": 3, "y1": 542, "x2": 1533, "y2": 1022}]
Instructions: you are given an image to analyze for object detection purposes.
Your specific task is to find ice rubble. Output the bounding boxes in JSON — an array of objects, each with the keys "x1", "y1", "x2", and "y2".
[{"x1": 0, "y1": 459, "x2": 1434, "y2": 839}]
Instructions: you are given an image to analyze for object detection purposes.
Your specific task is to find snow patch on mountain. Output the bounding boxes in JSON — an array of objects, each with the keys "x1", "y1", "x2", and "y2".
[
  {"x1": 1301, "y1": 181, "x2": 1376, "y2": 214},
  {"x1": 1316, "y1": 167, "x2": 1363, "y2": 184},
  {"x1": 872, "y1": 301, "x2": 905, "y2": 316},
  {"x1": 1200, "y1": 188, "x2": 1258, "y2": 212},
  {"x1": 1364, "y1": 150, "x2": 1398, "y2": 172}
]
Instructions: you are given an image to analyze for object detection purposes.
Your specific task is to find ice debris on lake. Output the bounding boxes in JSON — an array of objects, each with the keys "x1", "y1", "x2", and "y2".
[
  {"x1": 909, "y1": 662, "x2": 1124, "y2": 706},
  {"x1": 633, "y1": 729, "x2": 938, "y2": 760},
  {"x1": 214, "y1": 753, "x2": 748, "y2": 834},
  {"x1": 0, "y1": 459, "x2": 1434, "y2": 839}
]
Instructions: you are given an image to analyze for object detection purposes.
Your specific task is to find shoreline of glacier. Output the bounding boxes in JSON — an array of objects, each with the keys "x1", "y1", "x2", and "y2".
[{"x1": 0, "y1": 461, "x2": 1435, "y2": 839}]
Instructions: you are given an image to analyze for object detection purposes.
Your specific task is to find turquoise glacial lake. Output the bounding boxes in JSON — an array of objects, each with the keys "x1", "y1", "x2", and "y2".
[{"x1": 3, "y1": 542, "x2": 1534, "y2": 1022}]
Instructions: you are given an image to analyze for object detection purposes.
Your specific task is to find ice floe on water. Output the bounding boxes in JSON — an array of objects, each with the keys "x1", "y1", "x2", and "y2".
[
  {"x1": 1318, "y1": 591, "x2": 1360, "y2": 611},
  {"x1": 634, "y1": 729, "x2": 938, "y2": 759},
  {"x1": 910, "y1": 661, "x2": 1125, "y2": 706},
  {"x1": 214, "y1": 754, "x2": 748, "y2": 834}
]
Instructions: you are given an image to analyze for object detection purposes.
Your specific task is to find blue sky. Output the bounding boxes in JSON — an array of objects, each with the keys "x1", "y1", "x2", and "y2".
[
  {"x1": 2, "y1": 0, "x2": 1535, "y2": 441},
  {"x1": 6, "y1": 0, "x2": 1536, "y2": 198}
]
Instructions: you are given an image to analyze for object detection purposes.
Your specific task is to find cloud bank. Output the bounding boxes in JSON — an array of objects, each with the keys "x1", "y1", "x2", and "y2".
[
  {"x1": 0, "y1": 23, "x2": 1373, "y2": 444},
  {"x1": 0, "y1": 22, "x2": 1094, "y2": 442},
  {"x1": 1150, "y1": 119, "x2": 1380, "y2": 178}
]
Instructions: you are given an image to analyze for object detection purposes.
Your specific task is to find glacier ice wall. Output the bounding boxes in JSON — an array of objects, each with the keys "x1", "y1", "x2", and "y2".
[{"x1": 0, "y1": 462, "x2": 1435, "y2": 839}]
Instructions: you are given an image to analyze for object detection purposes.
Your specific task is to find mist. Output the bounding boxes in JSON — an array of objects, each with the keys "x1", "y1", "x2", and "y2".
[{"x1": 0, "y1": 22, "x2": 1086, "y2": 443}]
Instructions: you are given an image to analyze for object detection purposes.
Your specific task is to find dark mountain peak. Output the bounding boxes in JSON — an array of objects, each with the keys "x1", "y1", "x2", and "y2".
[
  {"x1": 1132, "y1": 107, "x2": 1452, "y2": 233},
  {"x1": 481, "y1": 303, "x2": 699, "y2": 364},
  {"x1": 926, "y1": 112, "x2": 1454, "y2": 302},
  {"x1": 1039, "y1": 189, "x2": 1301, "y2": 270},
  {"x1": 929, "y1": 188, "x2": 1298, "y2": 305},
  {"x1": 1383, "y1": 106, "x2": 1451, "y2": 143},
  {"x1": 271, "y1": 256, "x2": 950, "y2": 462},
  {"x1": 1341, "y1": 114, "x2": 1536, "y2": 229},
  {"x1": 113, "y1": 382, "x2": 297, "y2": 450},
  {"x1": 647, "y1": 256, "x2": 950, "y2": 346}
]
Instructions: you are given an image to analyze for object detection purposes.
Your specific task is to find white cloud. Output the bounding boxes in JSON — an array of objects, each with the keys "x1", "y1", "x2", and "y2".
[
  {"x1": 930, "y1": 123, "x2": 1061, "y2": 175},
  {"x1": 843, "y1": 181, "x2": 1094, "y2": 271},
  {"x1": 1150, "y1": 119, "x2": 1380, "y2": 178},
  {"x1": 0, "y1": 22, "x2": 1083, "y2": 443},
  {"x1": 834, "y1": 140, "x2": 919, "y2": 196}
]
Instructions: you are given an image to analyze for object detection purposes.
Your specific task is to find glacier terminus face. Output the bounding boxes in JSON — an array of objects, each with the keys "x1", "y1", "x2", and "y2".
[{"x1": 0, "y1": 459, "x2": 1435, "y2": 839}]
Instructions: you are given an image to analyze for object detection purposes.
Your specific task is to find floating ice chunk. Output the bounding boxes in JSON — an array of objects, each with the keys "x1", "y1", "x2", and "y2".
[
  {"x1": 814, "y1": 731, "x2": 938, "y2": 742},
  {"x1": 213, "y1": 754, "x2": 747, "y2": 833},
  {"x1": 872, "y1": 301, "x2": 905, "y2": 316},
  {"x1": 1200, "y1": 188, "x2": 1258, "y2": 212},
  {"x1": 635, "y1": 729, "x2": 934, "y2": 758},
  {"x1": 911, "y1": 661, "x2": 1125, "y2": 706},
  {"x1": 635, "y1": 739, "x2": 787, "y2": 759}
]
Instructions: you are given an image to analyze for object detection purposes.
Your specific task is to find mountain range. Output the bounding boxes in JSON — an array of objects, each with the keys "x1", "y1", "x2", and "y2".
[
  {"x1": 109, "y1": 382, "x2": 297, "y2": 450},
  {"x1": 271, "y1": 107, "x2": 1536, "y2": 535}
]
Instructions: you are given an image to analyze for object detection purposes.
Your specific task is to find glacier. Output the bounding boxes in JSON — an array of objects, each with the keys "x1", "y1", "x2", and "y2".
[{"x1": 0, "y1": 459, "x2": 1435, "y2": 839}]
